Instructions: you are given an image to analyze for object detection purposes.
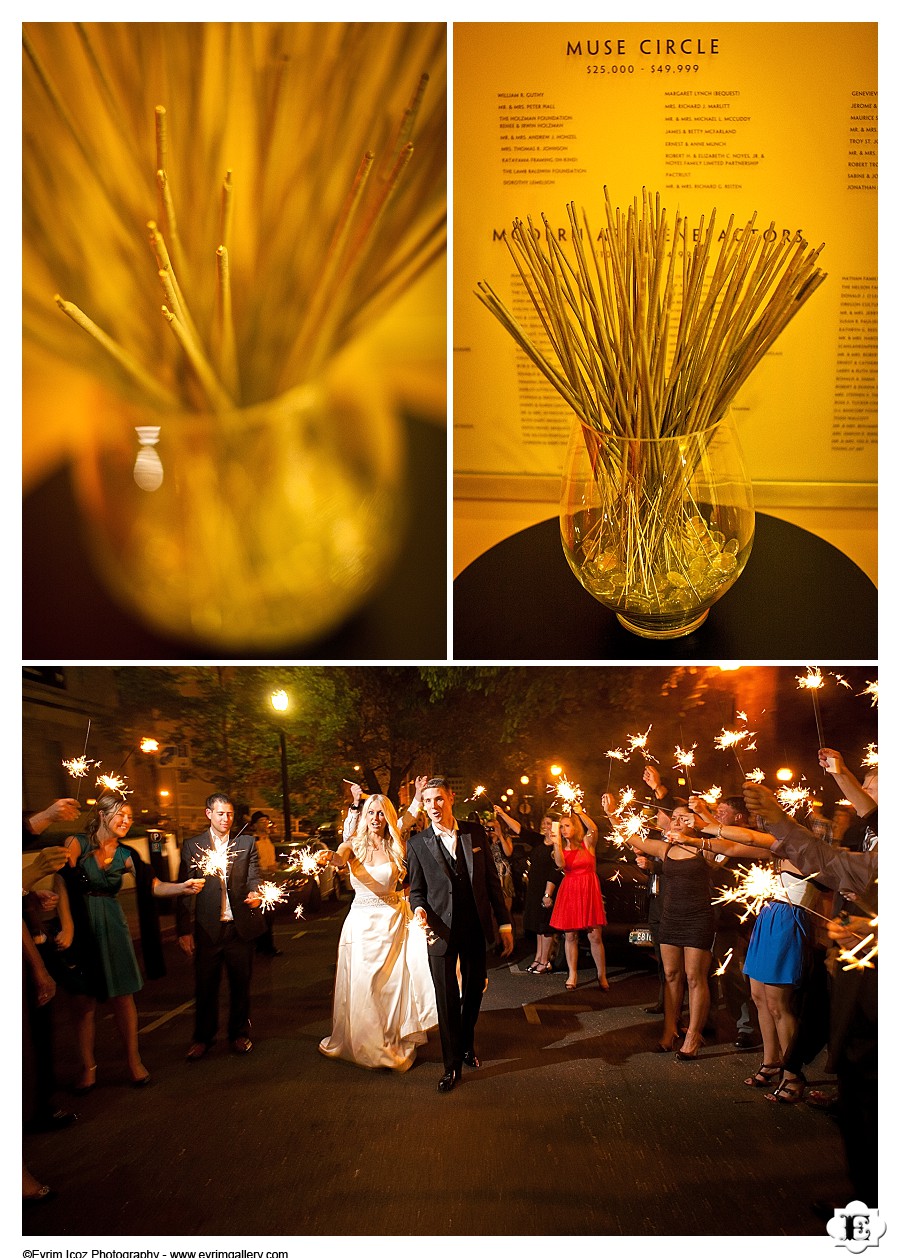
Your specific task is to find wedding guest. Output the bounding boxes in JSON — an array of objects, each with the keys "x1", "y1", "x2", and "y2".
[
  {"x1": 495, "y1": 808, "x2": 562, "y2": 973},
  {"x1": 609, "y1": 797, "x2": 713, "y2": 1060},
  {"x1": 686, "y1": 793, "x2": 819, "y2": 1100},
  {"x1": 63, "y1": 792, "x2": 203, "y2": 1088},
  {"x1": 549, "y1": 805, "x2": 608, "y2": 991}
]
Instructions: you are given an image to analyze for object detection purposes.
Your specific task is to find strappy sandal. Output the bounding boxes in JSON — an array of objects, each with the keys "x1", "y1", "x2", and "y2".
[
  {"x1": 744, "y1": 1062, "x2": 782, "y2": 1088},
  {"x1": 565, "y1": 977, "x2": 577, "y2": 990},
  {"x1": 765, "y1": 1072, "x2": 806, "y2": 1104},
  {"x1": 532, "y1": 961, "x2": 552, "y2": 974}
]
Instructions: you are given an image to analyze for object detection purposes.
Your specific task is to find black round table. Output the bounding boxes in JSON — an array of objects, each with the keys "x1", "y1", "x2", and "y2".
[{"x1": 453, "y1": 513, "x2": 877, "y2": 660}]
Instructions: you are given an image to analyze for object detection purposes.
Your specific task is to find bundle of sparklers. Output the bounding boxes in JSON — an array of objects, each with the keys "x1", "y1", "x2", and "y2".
[{"x1": 24, "y1": 23, "x2": 447, "y2": 414}]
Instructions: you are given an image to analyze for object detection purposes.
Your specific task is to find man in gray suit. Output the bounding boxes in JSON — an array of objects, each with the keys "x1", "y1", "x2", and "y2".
[
  {"x1": 176, "y1": 793, "x2": 264, "y2": 1059},
  {"x1": 407, "y1": 776, "x2": 513, "y2": 1093}
]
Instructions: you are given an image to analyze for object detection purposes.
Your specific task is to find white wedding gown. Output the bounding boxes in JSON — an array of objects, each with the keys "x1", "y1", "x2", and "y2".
[{"x1": 319, "y1": 856, "x2": 438, "y2": 1071}]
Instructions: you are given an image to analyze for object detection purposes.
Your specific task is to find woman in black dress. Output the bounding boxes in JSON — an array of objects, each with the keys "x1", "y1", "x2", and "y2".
[{"x1": 606, "y1": 797, "x2": 713, "y2": 1060}]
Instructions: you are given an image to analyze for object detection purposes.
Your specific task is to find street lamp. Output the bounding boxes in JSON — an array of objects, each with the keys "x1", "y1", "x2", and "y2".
[
  {"x1": 270, "y1": 690, "x2": 292, "y2": 842},
  {"x1": 141, "y1": 736, "x2": 161, "y2": 822}
]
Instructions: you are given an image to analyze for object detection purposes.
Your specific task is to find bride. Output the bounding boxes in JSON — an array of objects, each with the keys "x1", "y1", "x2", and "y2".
[{"x1": 317, "y1": 780, "x2": 437, "y2": 1071}]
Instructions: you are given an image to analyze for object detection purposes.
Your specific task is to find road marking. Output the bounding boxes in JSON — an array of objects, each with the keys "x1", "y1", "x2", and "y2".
[{"x1": 140, "y1": 999, "x2": 195, "y2": 1034}]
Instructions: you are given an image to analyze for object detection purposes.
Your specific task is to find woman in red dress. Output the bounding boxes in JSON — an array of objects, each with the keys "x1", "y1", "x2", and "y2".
[{"x1": 549, "y1": 806, "x2": 608, "y2": 990}]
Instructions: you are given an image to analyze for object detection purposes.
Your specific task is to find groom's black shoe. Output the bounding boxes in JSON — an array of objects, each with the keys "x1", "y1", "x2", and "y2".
[
  {"x1": 462, "y1": 1051, "x2": 481, "y2": 1069},
  {"x1": 437, "y1": 1069, "x2": 458, "y2": 1093}
]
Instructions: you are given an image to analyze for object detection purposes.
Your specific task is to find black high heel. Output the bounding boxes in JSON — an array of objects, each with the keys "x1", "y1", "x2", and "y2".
[{"x1": 653, "y1": 1034, "x2": 680, "y2": 1053}]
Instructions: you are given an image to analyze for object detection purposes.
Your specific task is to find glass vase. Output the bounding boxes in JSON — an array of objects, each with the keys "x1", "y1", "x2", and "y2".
[
  {"x1": 72, "y1": 371, "x2": 404, "y2": 650},
  {"x1": 559, "y1": 414, "x2": 754, "y2": 639}
]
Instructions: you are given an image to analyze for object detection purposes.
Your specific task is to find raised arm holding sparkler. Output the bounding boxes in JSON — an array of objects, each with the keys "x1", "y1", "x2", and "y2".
[{"x1": 817, "y1": 747, "x2": 877, "y2": 821}]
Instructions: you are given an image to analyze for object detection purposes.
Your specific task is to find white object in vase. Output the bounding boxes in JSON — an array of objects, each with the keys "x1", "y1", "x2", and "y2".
[{"x1": 133, "y1": 426, "x2": 163, "y2": 492}]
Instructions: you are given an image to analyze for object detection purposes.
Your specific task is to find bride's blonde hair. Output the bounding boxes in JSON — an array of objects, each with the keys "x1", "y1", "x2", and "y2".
[{"x1": 351, "y1": 794, "x2": 406, "y2": 870}]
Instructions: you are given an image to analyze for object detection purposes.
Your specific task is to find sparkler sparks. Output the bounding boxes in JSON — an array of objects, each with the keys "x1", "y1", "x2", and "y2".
[
  {"x1": 626, "y1": 727, "x2": 657, "y2": 762},
  {"x1": 713, "y1": 727, "x2": 755, "y2": 776},
  {"x1": 744, "y1": 768, "x2": 766, "y2": 783},
  {"x1": 713, "y1": 864, "x2": 785, "y2": 921},
  {"x1": 293, "y1": 904, "x2": 305, "y2": 921},
  {"x1": 861, "y1": 744, "x2": 878, "y2": 769},
  {"x1": 775, "y1": 784, "x2": 812, "y2": 816},
  {"x1": 286, "y1": 848, "x2": 322, "y2": 878},
  {"x1": 552, "y1": 776, "x2": 584, "y2": 813},
  {"x1": 257, "y1": 881, "x2": 287, "y2": 913},
  {"x1": 673, "y1": 744, "x2": 696, "y2": 770},
  {"x1": 192, "y1": 843, "x2": 235, "y2": 880},
  {"x1": 860, "y1": 680, "x2": 879, "y2": 707},
  {"x1": 698, "y1": 785, "x2": 722, "y2": 806},
  {"x1": 63, "y1": 755, "x2": 98, "y2": 778},
  {"x1": 605, "y1": 748, "x2": 629, "y2": 762},
  {"x1": 96, "y1": 772, "x2": 130, "y2": 796}
]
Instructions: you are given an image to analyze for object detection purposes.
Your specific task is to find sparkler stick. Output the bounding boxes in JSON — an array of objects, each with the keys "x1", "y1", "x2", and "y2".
[
  {"x1": 796, "y1": 666, "x2": 826, "y2": 748},
  {"x1": 713, "y1": 948, "x2": 734, "y2": 976},
  {"x1": 62, "y1": 719, "x2": 95, "y2": 802},
  {"x1": 713, "y1": 729, "x2": 755, "y2": 777},
  {"x1": 605, "y1": 747, "x2": 628, "y2": 790},
  {"x1": 836, "y1": 918, "x2": 878, "y2": 970},
  {"x1": 467, "y1": 785, "x2": 495, "y2": 811}
]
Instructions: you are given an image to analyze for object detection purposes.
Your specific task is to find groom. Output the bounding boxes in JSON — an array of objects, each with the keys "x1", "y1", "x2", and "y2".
[{"x1": 407, "y1": 776, "x2": 513, "y2": 1093}]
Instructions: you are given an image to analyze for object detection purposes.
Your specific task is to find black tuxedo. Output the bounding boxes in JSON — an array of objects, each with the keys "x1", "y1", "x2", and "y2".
[
  {"x1": 407, "y1": 819, "x2": 511, "y2": 1072},
  {"x1": 176, "y1": 829, "x2": 264, "y2": 1045}
]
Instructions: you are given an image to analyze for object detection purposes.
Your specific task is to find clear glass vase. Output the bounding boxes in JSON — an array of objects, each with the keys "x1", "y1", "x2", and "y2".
[
  {"x1": 73, "y1": 372, "x2": 404, "y2": 650},
  {"x1": 560, "y1": 414, "x2": 754, "y2": 639}
]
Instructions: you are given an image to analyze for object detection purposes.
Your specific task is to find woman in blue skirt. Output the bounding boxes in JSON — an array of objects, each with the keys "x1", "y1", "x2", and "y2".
[{"x1": 684, "y1": 799, "x2": 818, "y2": 1103}]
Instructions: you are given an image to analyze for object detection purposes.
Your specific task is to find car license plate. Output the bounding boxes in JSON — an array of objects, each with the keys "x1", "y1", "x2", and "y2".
[{"x1": 628, "y1": 928, "x2": 654, "y2": 946}]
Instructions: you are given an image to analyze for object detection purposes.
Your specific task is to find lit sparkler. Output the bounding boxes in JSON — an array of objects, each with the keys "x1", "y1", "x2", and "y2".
[
  {"x1": 551, "y1": 775, "x2": 585, "y2": 813},
  {"x1": 617, "y1": 786, "x2": 636, "y2": 812},
  {"x1": 96, "y1": 772, "x2": 131, "y2": 797},
  {"x1": 859, "y1": 680, "x2": 878, "y2": 707},
  {"x1": 832, "y1": 673, "x2": 852, "y2": 690},
  {"x1": 713, "y1": 728, "x2": 755, "y2": 776},
  {"x1": 287, "y1": 847, "x2": 322, "y2": 878},
  {"x1": 63, "y1": 755, "x2": 98, "y2": 779},
  {"x1": 257, "y1": 881, "x2": 287, "y2": 913},
  {"x1": 626, "y1": 726, "x2": 657, "y2": 762},
  {"x1": 713, "y1": 948, "x2": 734, "y2": 976},
  {"x1": 673, "y1": 744, "x2": 696, "y2": 791},
  {"x1": 467, "y1": 785, "x2": 495, "y2": 810},
  {"x1": 63, "y1": 718, "x2": 95, "y2": 801},
  {"x1": 698, "y1": 784, "x2": 722, "y2": 807},
  {"x1": 744, "y1": 768, "x2": 766, "y2": 783},
  {"x1": 861, "y1": 744, "x2": 878, "y2": 769},
  {"x1": 713, "y1": 864, "x2": 787, "y2": 921},
  {"x1": 409, "y1": 915, "x2": 436, "y2": 945},
  {"x1": 192, "y1": 842, "x2": 235, "y2": 880},
  {"x1": 293, "y1": 903, "x2": 305, "y2": 921},
  {"x1": 796, "y1": 666, "x2": 826, "y2": 747},
  {"x1": 605, "y1": 746, "x2": 629, "y2": 789},
  {"x1": 775, "y1": 784, "x2": 812, "y2": 816}
]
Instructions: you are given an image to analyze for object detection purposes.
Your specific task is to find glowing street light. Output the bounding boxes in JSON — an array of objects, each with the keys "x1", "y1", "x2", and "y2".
[
  {"x1": 269, "y1": 690, "x2": 292, "y2": 842},
  {"x1": 776, "y1": 767, "x2": 794, "y2": 782},
  {"x1": 550, "y1": 764, "x2": 563, "y2": 777}
]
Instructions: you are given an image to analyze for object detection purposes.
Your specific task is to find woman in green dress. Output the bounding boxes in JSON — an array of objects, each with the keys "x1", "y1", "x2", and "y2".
[{"x1": 63, "y1": 792, "x2": 202, "y2": 1089}]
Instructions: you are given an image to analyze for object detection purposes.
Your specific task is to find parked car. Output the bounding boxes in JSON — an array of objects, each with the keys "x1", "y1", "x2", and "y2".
[{"x1": 520, "y1": 835, "x2": 653, "y2": 965}]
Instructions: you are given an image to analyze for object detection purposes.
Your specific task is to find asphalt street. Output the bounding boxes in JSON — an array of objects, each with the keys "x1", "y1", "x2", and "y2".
[{"x1": 23, "y1": 894, "x2": 854, "y2": 1240}]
